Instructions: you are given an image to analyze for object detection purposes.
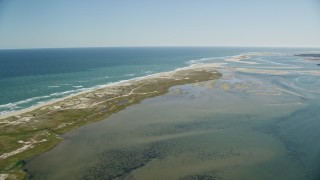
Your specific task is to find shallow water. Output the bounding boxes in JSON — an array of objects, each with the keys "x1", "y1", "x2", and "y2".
[
  {"x1": 0, "y1": 47, "x2": 318, "y2": 114},
  {"x1": 25, "y1": 52, "x2": 320, "y2": 179},
  {"x1": 0, "y1": 47, "x2": 270, "y2": 114}
]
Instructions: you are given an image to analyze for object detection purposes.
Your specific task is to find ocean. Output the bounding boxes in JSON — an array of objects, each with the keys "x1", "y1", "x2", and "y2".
[{"x1": 0, "y1": 47, "x2": 318, "y2": 115}]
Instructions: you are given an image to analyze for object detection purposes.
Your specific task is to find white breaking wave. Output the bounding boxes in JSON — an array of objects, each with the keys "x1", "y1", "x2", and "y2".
[
  {"x1": 143, "y1": 71, "x2": 153, "y2": 74},
  {"x1": 0, "y1": 95, "x2": 50, "y2": 110},
  {"x1": 187, "y1": 56, "x2": 231, "y2": 65},
  {"x1": 125, "y1": 74, "x2": 135, "y2": 77}
]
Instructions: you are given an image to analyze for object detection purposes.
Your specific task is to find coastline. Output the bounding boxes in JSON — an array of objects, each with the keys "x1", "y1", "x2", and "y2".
[
  {"x1": 0, "y1": 51, "x2": 281, "y2": 119},
  {"x1": 0, "y1": 63, "x2": 222, "y2": 120},
  {"x1": 0, "y1": 64, "x2": 222, "y2": 179}
]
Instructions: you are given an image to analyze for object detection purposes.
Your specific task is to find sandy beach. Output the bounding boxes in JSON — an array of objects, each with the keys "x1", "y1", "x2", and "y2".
[{"x1": 0, "y1": 64, "x2": 222, "y2": 120}]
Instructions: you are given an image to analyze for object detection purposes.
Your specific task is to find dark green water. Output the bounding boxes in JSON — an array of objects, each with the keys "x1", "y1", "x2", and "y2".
[{"x1": 25, "y1": 53, "x2": 320, "y2": 179}]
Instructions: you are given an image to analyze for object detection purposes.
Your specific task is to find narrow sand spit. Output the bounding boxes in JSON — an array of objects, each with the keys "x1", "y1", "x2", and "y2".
[
  {"x1": 225, "y1": 55, "x2": 257, "y2": 64},
  {"x1": 225, "y1": 52, "x2": 279, "y2": 64},
  {"x1": 0, "y1": 64, "x2": 220, "y2": 120},
  {"x1": 233, "y1": 67, "x2": 290, "y2": 75}
]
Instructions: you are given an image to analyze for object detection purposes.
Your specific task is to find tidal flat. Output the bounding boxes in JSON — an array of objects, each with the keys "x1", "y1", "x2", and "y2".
[{"x1": 24, "y1": 64, "x2": 320, "y2": 180}]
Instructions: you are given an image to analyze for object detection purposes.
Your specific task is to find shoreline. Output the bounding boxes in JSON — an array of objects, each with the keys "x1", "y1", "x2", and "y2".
[
  {"x1": 0, "y1": 63, "x2": 222, "y2": 120},
  {"x1": 0, "y1": 51, "x2": 284, "y2": 119},
  {"x1": 0, "y1": 64, "x2": 222, "y2": 179}
]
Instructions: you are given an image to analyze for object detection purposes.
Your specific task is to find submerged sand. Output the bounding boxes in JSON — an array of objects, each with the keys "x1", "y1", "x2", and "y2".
[{"x1": 0, "y1": 65, "x2": 221, "y2": 179}]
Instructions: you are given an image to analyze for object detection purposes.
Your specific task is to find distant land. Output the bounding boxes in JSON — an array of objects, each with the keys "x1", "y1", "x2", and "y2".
[
  {"x1": 295, "y1": 54, "x2": 320, "y2": 66},
  {"x1": 295, "y1": 54, "x2": 320, "y2": 58}
]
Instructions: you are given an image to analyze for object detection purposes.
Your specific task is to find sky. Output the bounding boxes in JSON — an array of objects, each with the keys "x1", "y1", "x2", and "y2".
[{"x1": 0, "y1": 0, "x2": 320, "y2": 49}]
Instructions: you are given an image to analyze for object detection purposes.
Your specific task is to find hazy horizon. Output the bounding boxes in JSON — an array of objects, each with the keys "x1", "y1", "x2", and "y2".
[
  {"x1": 1, "y1": 0, "x2": 320, "y2": 49},
  {"x1": 1, "y1": 45, "x2": 320, "y2": 51}
]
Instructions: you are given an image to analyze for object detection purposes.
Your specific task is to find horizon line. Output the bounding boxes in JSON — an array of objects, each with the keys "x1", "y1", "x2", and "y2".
[{"x1": 1, "y1": 45, "x2": 320, "y2": 50}]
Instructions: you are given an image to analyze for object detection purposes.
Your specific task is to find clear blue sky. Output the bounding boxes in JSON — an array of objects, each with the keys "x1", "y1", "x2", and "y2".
[{"x1": 0, "y1": 0, "x2": 319, "y2": 49}]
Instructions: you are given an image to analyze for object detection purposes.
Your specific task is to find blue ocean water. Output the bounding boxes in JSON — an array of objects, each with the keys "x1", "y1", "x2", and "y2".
[{"x1": 0, "y1": 47, "x2": 318, "y2": 114}]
